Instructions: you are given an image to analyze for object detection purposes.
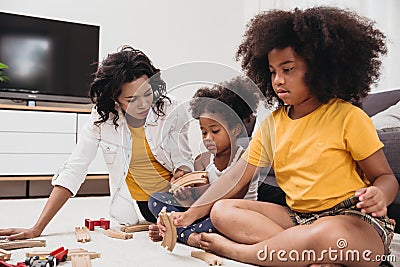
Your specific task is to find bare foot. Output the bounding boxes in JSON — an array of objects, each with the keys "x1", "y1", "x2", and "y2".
[
  {"x1": 198, "y1": 232, "x2": 239, "y2": 258},
  {"x1": 186, "y1": 232, "x2": 201, "y2": 248},
  {"x1": 148, "y1": 224, "x2": 162, "y2": 242}
]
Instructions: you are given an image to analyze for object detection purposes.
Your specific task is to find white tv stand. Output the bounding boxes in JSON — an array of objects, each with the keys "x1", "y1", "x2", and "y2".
[{"x1": 0, "y1": 104, "x2": 108, "y2": 198}]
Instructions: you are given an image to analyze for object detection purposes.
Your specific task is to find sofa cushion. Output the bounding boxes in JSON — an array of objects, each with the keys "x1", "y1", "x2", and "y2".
[
  {"x1": 378, "y1": 127, "x2": 400, "y2": 184},
  {"x1": 363, "y1": 89, "x2": 400, "y2": 116},
  {"x1": 371, "y1": 100, "x2": 400, "y2": 130}
]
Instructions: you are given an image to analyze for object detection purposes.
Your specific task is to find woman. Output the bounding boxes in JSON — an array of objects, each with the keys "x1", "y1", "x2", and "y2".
[{"x1": 0, "y1": 45, "x2": 193, "y2": 240}]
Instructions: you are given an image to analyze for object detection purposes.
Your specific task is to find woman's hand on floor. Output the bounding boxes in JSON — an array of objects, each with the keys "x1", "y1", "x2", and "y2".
[{"x1": 0, "y1": 227, "x2": 41, "y2": 241}]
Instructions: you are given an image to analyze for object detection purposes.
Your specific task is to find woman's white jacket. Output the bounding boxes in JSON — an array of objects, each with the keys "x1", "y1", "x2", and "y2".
[{"x1": 52, "y1": 96, "x2": 194, "y2": 225}]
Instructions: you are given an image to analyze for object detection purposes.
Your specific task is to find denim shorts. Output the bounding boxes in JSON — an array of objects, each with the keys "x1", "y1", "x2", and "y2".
[{"x1": 287, "y1": 196, "x2": 395, "y2": 255}]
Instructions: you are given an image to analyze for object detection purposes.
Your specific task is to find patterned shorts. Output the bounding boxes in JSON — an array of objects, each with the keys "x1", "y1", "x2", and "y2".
[{"x1": 287, "y1": 196, "x2": 395, "y2": 255}]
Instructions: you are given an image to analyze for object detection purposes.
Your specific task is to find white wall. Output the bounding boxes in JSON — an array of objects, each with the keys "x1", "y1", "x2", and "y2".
[
  {"x1": 0, "y1": 1, "x2": 246, "y2": 70},
  {"x1": 1, "y1": 0, "x2": 399, "y2": 96},
  {"x1": 1, "y1": 0, "x2": 398, "y2": 170},
  {"x1": 252, "y1": 0, "x2": 400, "y2": 92}
]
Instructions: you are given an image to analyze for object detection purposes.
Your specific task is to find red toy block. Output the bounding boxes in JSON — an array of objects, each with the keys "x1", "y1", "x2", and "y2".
[
  {"x1": 50, "y1": 247, "x2": 68, "y2": 263},
  {"x1": 0, "y1": 260, "x2": 27, "y2": 267},
  {"x1": 84, "y1": 218, "x2": 110, "y2": 231}
]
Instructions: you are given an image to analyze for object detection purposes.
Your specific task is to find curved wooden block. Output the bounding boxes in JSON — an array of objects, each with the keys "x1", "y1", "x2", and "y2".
[
  {"x1": 159, "y1": 207, "x2": 177, "y2": 252},
  {"x1": 104, "y1": 229, "x2": 133, "y2": 240},
  {"x1": 170, "y1": 171, "x2": 208, "y2": 193},
  {"x1": 191, "y1": 251, "x2": 223, "y2": 266}
]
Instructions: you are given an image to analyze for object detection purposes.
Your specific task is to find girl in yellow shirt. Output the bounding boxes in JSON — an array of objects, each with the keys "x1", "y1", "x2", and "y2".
[{"x1": 168, "y1": 7, "x2": 398, "y2": 267}]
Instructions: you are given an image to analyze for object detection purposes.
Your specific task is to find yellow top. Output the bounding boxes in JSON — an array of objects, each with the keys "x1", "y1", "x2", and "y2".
[
  {"x1": 126, "y1": 126, "x2": 172, "y2": 201},
  {"x1": 242, "y1": 98, "x2": 383, "y2": 212}
]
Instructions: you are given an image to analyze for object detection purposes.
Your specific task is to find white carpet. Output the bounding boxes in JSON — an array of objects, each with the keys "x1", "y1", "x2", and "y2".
[
  {"x1": 0, "y1": 196, "x2": 254, "y2": 267},
  {"x1": 391, "y1": 234, "x2": 400, "y2": 267},
  {"x1": 0, "y1": 196, "x2": 399, "y2": 266}
]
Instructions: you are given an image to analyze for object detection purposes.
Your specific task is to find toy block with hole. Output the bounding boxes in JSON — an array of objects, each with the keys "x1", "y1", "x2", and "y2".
[{"x1": 84, "y1": 218, "x2": 110, "y2": 231}]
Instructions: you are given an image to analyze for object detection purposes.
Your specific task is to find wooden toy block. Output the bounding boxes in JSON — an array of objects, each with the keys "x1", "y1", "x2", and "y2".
[
  {"x1": 24, "y1": 247, "x2": 68, "y2": 264},
  {"x1": 158, "y1": 207, "x2": 177, "y2": 252},
  {"x1": 27, "y1": 249, "x2": 101, "y2": 261},
  {"x1": 67, "y1": 252, "x2": 101, "y2": 261},
  {"x1": 104, "y1": 229, "x2": 133, "y2": 240},
  {"x1": 169, "y1": 171, "x2": 208, "y2": 193},
  {"x1": 120, "y1": 223, "x2": 151, "y2": 233},
  {"x1": 84, "y1": 218, "x2": 110, "y2": 231},
  {"x1": 71, "y1": 254, "x2": 91, "y2": 267},
  {"x1": 0, "y1": 260, "x2": 28, "y2": 267},
  {"x1": 75, "y1": 227, "x2": 91, "y2": 243},
  {"x1": 191, "y1": 251, "x2": 223, "y2": 266},
  {"x1": 0, "y1": 240, "x2": 46, "y2": 250},
  {"x1": 67, "y1": 252, "x2": 100, "y2": 261},
  {"x1": 0, "y1": 248, "x2": 11, "y2": 261}
]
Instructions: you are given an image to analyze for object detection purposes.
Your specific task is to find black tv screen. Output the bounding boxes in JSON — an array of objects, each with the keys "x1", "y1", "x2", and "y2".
[{"x1": 0, "y1": 12, "x2": 99, "y2": 104}]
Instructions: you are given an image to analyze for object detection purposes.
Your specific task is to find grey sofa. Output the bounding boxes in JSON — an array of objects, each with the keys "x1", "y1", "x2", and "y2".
[
  {"x1": 363, "y1": 89, "x2": 400, "y2": 233},
  {"x1": 257, "y1": 89, "x2": 400, "y2": 233}
]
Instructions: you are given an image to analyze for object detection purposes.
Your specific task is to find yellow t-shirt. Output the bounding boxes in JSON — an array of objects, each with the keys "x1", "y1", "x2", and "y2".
[
  {"x1": 125, "y1": 125, "x2": 172, "y2": 201},
  {"x1": 243, "y1": 98, "x2": 383, "y2": 212}
]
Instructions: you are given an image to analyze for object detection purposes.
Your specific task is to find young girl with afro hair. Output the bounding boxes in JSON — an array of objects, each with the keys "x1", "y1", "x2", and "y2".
[
  {"x1": 168, "y1": 6, "x2": 398, "y2": 267},
  {"x1": 149, "y1": 76, "x2": 260, "y2": 247}
]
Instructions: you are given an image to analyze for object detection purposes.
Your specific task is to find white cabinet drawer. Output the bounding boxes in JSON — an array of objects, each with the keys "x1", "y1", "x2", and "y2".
[
  {"x1": 0, "y1": 107, "x2": 106, "y2": 177},
  {"x1": 77, "y1": 113, "x2": 91, "y2": 135},
  {"x1": 0, "y1": 110, "x2": 76, "y2": 133},
  {"x1": 0, "y1": 132, "x2": 76, "y2": 153},
  {"x1": 0, "y1": 154, "x2": 70, "y2": 175}
]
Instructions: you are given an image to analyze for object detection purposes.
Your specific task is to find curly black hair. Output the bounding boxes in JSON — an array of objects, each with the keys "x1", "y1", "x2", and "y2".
[
  {"x1": 236, "y1": 6, "x2": 387, "y2": 108},
  {"x1": 89, "y1": 45, "x2": 169, "y2": 127},
  {"x1": 189, "y1": 76, "x2": 260, "y2": 132}
]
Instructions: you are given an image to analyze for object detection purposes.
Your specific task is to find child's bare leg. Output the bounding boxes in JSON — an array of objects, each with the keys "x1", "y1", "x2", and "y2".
[
  {"x1": 200, "y1": 215, "x2": 385, "y2": 267},
  {"x1": 210, "y1": 199, "x2": 294, "y2": 244},
  {"x1": 148, "y1": 224, "x2": 162, "y2": 242}
]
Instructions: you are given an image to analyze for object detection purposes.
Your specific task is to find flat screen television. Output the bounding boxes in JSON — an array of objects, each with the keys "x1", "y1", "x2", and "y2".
[{"x1": 0, "y1": 12, "x2": 99, "y2": 104}]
